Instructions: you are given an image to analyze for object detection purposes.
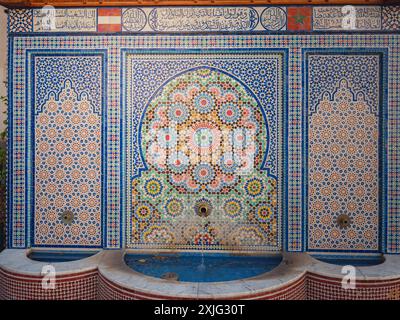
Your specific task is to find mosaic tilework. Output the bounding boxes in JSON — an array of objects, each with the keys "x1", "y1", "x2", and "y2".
[
  {"x1": 382, "y1": 6, "x2": 400, "y2": 31},
  {"x1": 125, "y1": 53, "x2": 283, "y2": 179},
  {"x1": 34, "y1": 55, "x2": 103, "y2": 114},
  {"x1": 125, "y1": 54, "x2": 284, "y2": 251},
  {"x1": 307, "y1": 79, "x2": 380, "y2": 251},
  {"x1": 308, "y1": 273, "x2": 400, "y2": 300},
  {"x1": 33, "y1": 81, "x2": 102, "y2": 246},
  {"x1": 7, "y1": 35, "x2": 399, "y2": 253},
  {"x1": 387, "y1": 37, "x2": 400, "y2": 254},
  {"x1": 0, "y1": 268, "x2": 98, "y2": 300},
  {"x1": 304, "y1": 51, "x2": 386, "y2": 252},
  {"x1": 307, "y1": 55, "x2": 380, "y2": 115},
  {"x1": 27, "y1": 52, "x2": 105, "y2": 247},
  {"x1": 8, "y1": 9, "x2": 32, "y2": 33}
]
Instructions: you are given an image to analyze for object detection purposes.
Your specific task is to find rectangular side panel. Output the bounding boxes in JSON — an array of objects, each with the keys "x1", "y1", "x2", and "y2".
[
  {"x1": 123, "y1": 51, "x2": 286, "y2": 252},
  {"x1": 29, "y1": 51, "x2": 106, "y2": 247},
  {"x1": 304, "y1": 50, "x2": 386, "y2": 252}
]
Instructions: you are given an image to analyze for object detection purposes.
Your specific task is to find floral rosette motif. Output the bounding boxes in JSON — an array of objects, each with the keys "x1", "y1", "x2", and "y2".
[
  {"x1": 143, "y1": 68, "x2": 267, "y2": 193},
  {"x1": 132, "y1": 67, "x2": 278, "y2": 249}
]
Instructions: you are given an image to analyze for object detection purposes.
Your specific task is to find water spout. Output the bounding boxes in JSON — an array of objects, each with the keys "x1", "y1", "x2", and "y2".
[{"x1": 197, "y1": 220, "x2": 207, "y2": 272}]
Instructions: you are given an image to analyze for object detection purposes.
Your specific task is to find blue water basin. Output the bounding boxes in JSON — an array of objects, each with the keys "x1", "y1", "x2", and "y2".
[
  {"x1": 28, "y1": 250, "x2": 98, "y2": 263},
  {"x1": 311, "y1": 255, "x2": 384, "y2": 267},
  {"x1": 124, "y1": 252, "x2": 282, "y2": 282}
]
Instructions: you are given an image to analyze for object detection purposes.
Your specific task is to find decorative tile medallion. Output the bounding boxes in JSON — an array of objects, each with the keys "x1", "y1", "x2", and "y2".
[
  {"x1": 382, "y1": 6, "x2": 400, "y2": 31},
  {"x1": 122, "y1": 8, "x2": 147, "y2": 32},
  {"x1": 260, "y1": 7, "x2": 287, "y2": 31},
  {"x1": 8, "y1": 9, "x2": 32, "y2": 33}
]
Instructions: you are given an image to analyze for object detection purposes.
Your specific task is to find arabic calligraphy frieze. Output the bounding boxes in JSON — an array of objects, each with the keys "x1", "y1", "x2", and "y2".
[
  {"x1": 33, "y1": 8, "x2": 97, "y2": 32},
  {"x1": 313, "y1": 6, "x2": 381, "y2": 31},
  {"x1": 8, "y1": 6, "x2": 393, "y2": 33},
  {"x1": 260, "y1": 7, "x2": 287, "y2": 31},
  {"x1": 147, "y1": 7, "x2": 259, "y2": 32},
  {"x1": 122, "y1": 8, "x2": 147, "y2": 32}
]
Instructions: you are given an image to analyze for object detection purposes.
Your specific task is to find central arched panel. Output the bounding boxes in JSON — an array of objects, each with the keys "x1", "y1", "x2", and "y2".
[{"x1": 123, "y1": 52, "x2": 285, "y2": 252}]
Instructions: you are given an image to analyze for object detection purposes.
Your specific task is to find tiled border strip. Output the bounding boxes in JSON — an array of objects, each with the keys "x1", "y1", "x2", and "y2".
[
  {"x1": 7, "y1": 6, "x2": 400, "y2": 34},
  {"x1": 0, "y1": 268, "x2": 98, "y2": 300},
  {"x1": 307, "y1": 273, "x2": 400, "y2": 300}
]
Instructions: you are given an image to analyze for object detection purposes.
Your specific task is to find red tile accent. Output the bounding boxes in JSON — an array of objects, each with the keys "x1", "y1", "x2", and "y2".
[
  {"x1": 98, "y1": 24, "x2": 122, "y2": 33},
  {"x1": 98, "y1": 8, "x2": 122, "y2": 33},
  {"x1": 287, "y1": 7, "x2": 312, "y2": 31},
  {"x1": 0, "y1": 268, "x2": 98, "y2": 300},
  {"x1": 1, "y1": 267, "x2": 400, "y2": 300},
  {"x1": 307, "y1": 273, "x2": 400, "y2": 300},
  {"x1": 98, "y1": 8, "x2": 122, "y2": 16}
]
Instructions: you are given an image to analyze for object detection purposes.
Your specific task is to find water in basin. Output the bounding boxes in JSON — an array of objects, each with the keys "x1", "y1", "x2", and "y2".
[
  {"x1": 124, "y1": 252, "x2": 282, "y2": 282},
  {"x1": 311, "y1": 255, "x2": 384, "y2": 267},
  {"x1": 28, "y1": 250, "x2": 98, "y2": 263}
]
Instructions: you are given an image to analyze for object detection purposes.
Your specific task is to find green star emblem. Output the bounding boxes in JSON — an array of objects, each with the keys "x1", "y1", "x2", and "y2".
[{"x1": 294, "y1": 13, "x2": 306, "y2": 24}]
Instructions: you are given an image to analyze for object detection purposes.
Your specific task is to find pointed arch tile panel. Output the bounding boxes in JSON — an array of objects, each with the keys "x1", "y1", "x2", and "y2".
[
  {"x1": 122, "y1": 51, "x2": 287, "y2": 252},
  {"x1": 303, "y1": 49, "x2": 388, "y2": 252},
  {"x1": 28, "y1": 50, "x2": 107, "y2": 247}
]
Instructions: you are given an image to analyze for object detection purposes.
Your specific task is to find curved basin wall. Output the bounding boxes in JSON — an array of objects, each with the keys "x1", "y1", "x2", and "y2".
[{"x1": 2, "y1": 250, "x2": 400, "y2": 300}]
